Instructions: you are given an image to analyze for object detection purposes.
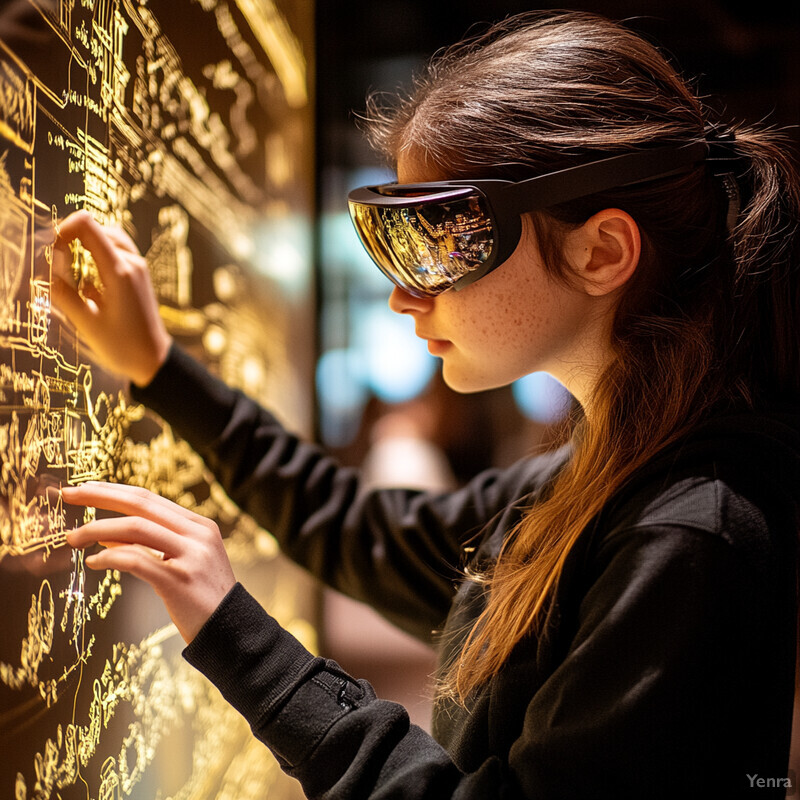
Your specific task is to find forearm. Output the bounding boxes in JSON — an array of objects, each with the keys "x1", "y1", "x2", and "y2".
[
  {"x1": 131, "y1": 343, "x2": 461, "y2": 637},
  {"x1": 183, "y1": 583, "x2": 508, "y2": 800}
]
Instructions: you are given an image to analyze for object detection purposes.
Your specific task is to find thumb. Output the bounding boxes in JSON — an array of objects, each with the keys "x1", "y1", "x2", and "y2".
[{"x1": 51, "y1": 274, "x2": 98, "y2": 335}]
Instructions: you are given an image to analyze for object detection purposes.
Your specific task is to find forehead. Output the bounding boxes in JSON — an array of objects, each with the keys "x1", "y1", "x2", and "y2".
[{"x1": 396, "y1": 149, "x2": 449, "y2": 183}]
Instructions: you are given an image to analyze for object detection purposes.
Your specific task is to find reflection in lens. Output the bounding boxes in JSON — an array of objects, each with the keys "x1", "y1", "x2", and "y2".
[{"x1": 349, "y1": 195, "x2": 494, "y2": 295}]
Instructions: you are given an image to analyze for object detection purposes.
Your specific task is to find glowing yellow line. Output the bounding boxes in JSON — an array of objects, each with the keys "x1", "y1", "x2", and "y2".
[{"x1": 234, "y1": 0, "x2": 308, "y2": 108}]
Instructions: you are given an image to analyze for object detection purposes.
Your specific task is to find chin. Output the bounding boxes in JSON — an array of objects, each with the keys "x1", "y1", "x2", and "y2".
[{"x1": 441, "y1": 364, "x2": 514, "y2": 394}]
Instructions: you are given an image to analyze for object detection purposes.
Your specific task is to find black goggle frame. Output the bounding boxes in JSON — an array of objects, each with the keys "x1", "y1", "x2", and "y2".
[{"x1": 348, "y1": 142, "x2": 713, "y2": 296}]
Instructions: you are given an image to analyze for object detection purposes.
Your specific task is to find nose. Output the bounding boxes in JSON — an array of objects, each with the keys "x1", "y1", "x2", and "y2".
[{"x1": 388, "y1": 286, "x2": 434, "y2": 315}]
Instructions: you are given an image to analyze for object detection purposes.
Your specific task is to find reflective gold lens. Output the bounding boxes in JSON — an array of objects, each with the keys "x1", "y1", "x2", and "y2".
[{"x1": 348, "y1": 195, "x2": 495, "y2": 296}]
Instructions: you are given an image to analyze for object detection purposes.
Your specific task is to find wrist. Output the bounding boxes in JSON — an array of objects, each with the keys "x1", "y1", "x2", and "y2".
[{"x1": 133, "y1": 333, "x2": 173, "y2": 388}]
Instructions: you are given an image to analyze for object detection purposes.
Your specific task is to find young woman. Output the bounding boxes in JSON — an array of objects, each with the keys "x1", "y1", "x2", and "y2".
[{"x1": 54, "y1": 11, "x2": 800, "y2": 799}]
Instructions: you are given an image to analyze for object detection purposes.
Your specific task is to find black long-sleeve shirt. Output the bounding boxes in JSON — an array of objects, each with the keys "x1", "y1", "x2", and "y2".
[{"x1": 134, "y1": 345, "x2": 799, "y2": 798}]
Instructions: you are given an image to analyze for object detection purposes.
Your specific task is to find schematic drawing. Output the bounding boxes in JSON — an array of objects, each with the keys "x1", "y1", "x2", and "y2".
[{"x1": 0, "y1": 1, "x2": 315, "y2": 798}]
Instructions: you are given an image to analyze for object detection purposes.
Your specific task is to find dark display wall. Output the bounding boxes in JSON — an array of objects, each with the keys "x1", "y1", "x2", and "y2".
[{"x1": 0, "y1": 1, "x2": 315, "y2": 797}]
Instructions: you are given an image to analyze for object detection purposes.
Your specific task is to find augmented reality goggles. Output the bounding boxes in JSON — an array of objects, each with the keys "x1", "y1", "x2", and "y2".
[{"x1": 348, "y1": 142, "x2": 708, "y2": 297}]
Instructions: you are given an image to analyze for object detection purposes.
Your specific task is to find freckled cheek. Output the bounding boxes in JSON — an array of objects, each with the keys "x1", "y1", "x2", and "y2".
[
  {"x1": 496, "y1": 290, "x2": 547, "y2": 340},
  {"x1": 440, "y1": 273, "x2": 551, "y2": 353},
  {"x1": 457, "y1": 311, "x2": 529, "y2": 355},
  {"x1": 445, "y1": 304, "x2": 494, "y2": 347}
]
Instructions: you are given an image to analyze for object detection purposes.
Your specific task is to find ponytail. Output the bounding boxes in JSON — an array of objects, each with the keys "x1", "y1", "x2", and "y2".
[{"x1": 726, "y1": 125, "x2": 800, "y2": 400}]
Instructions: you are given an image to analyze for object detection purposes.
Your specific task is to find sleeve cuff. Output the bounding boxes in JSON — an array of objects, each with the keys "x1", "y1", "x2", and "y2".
[
  {"x1": 183, "y1": 583, "x2": 368, "y2": 767},
  {"x1": 183, "y1": 582, "x2": 316, "y2": 722}
]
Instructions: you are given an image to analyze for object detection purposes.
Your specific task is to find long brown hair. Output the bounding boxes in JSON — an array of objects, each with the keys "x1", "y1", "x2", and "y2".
[{"x1": 363, "y1": 11, "x2": 800, "y2": 702}]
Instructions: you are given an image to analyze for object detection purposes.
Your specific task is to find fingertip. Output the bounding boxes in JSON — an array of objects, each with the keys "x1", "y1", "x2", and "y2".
[
  {"x1": 65, "y1": 529, "x2": 81, "y2": 547},
  {"x1": 57, "y1": 209, "x2": 94, "y2": 240},
  {"x1": 60, "y1": 486, "x2": 80, "y2": 505},
  {"x1": 55, "y1": 211, "x2": 116, "y2": 269}
]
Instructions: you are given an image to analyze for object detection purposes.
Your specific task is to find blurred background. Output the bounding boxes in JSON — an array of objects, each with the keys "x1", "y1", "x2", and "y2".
[{"x1": 311, "y1": 0, "x2": 800, "y2": 769}]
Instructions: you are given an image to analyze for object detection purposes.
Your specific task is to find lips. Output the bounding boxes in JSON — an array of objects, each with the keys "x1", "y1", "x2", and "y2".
[
  {"x1": 425, "y1": 338, "x2": 452, "y2": 356},
  {"x1": 414, "y1": 323, "x2": 453, "y2": 355}
]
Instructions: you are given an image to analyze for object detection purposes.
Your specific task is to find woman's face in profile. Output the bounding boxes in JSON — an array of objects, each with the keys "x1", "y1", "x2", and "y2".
[{"x1": 386, "y1": 151, "x2": 606, "y2": 397}]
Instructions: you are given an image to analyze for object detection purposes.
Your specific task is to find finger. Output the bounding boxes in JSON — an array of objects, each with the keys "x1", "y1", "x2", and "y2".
[
  {"x1": 104, "y1": 226, "x2": 141, "y2": 255},
  {"x1": 96, "y1": 540, "x2": 166, "y2": 560},
  {"x1": 50, "y1": 274, "x2": 98, "y2": 332},
  {"x1": 85, "y1": 544, "x2": 167, "y2": 588},
  {"x1": 79, "y1": 281, "x2": 104, "y2": 305},
  {"x1": 50, "y1": 238, "x2": 74, "y2": 283},
  {"x1": 66, "y1": 516, "x2": 179, "y2": 558},
  {"x1": 61, "y1": 482, "x2": 215, "y2": 534},
  {"x1": 56, "y1": 211, "x2": 121, "y2": 285},
  {"x1": 50, "y1": 277, "x2": 106, "y2": 352}
]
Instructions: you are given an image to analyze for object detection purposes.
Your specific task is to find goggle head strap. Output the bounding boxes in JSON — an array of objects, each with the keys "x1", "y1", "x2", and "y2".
[{"x1": 495, "y1": 142, "x2": 709, "y2": 213}]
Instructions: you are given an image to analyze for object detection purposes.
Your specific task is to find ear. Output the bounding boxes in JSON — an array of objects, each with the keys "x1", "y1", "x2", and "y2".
[{"x1": 563, "y1": 209, "x2": 641, "y2": 297}]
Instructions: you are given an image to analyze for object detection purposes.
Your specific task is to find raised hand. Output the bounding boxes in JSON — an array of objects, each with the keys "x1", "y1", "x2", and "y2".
[
  {"x1": 51, "y1": 210, "x2": 172, "y2": 387},
  {"x1": 63, "y1": 482, "x2": 236, "y2": 644}
]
